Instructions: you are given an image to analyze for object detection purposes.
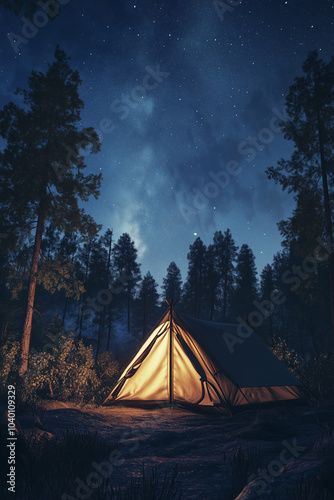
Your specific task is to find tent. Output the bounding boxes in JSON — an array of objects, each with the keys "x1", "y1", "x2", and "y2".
[{"x1": 103, "y1": 303, "x2": 302, "y2": 414}]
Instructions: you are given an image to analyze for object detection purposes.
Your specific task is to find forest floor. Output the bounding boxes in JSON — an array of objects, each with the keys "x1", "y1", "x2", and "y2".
[{"x1": 13, "y1": 399, "x2": 334, "y2": 499}]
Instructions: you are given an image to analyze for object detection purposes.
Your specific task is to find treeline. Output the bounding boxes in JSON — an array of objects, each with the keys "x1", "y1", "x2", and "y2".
[
  {"x1": 0, "y1": 223, "x2": 331, "y2": 356},
  {"x1": 0, "y1": 47, "x2": 334, "y2": 367},
  {"x1": 180, "y1": 231, "x2": 331, "y2": 355}
]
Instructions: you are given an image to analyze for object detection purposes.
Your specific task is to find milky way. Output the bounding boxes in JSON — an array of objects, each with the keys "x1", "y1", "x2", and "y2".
[{"x1": 1, "y1": 0, "x2": 333, "y2": 286}]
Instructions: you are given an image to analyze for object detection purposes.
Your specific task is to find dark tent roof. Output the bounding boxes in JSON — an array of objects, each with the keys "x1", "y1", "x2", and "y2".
[{"x1": 177, "y1": 313, "x2": 301, "y2": 388}]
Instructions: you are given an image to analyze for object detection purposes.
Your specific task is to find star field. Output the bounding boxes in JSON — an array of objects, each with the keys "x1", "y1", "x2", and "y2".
[{"x1": 0, "y1": 0, "x2": 333, "y2": 286}]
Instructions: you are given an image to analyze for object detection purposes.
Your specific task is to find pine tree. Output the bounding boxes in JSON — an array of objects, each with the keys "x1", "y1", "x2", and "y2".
[
  {"x1": 88, "y1": 237, "x2": 109, "y2": 359},
  {"x1": 58, "y1": 231, "x2": 80, "y2": 326},
  {"x1": 162, "y1": 262, "x2": 183, "y2": 303},
  {"x1": 213, "y1": 229, "x2": 238, "y2": 319},
  {"x1": 136, "y1": 272, "x2": 160, "y2": 338},
  {"x1": 182, "y1": 237, "x2": 207, "y2": 318},
  {"x1": 40, "y1": 224, "x2": 60, "y2": 261},
  {"x1": 272, "y1": 250, "x2": 293, "y2": 342},
  {"x1": 0, "y1": 47, "x2": 102, "y2": 374},
  {"x1": 86, "y1": 229, "x2": 113, "y2": 356},
  {"x1": 233, "y1": 244, "x2": 258, "y2": 320},
  {"x1": 276, "y1": 189, "x2": 329, "y2": 351},
  {"x1": 99, "y1": 229, "x2": 113, "y2": 351},
  {"x1": 112, "y1": 233, "x2": 141, "y2": 333},
  {"x1": 260, "y1": 264, "x2": 275, "y2": 340},
  {"x1": 278, "y1": 188, "x2": 325, "y2": 259},
  {"x1": 266, "y1": 50, "x2": 334, "y2": 343},
  {"x1": 202, "y1": 244, "x2": 220, "y2": 320},
  {"x1": 75, "y1": 237, "x2": 96, "y2": 340}
]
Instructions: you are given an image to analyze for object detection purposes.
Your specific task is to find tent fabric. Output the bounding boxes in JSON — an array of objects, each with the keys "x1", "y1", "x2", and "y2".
[
  {"x1": 103, "y1": 307, "x2": 302, "y2": 414},
  {"x1": 177, "y1": 314, "x2": 300, "y2": 387}
]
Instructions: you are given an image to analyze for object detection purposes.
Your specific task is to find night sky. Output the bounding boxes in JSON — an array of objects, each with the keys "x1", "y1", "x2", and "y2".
[{"x1": 0, "y1": 0, "x2": 333, "y2": 288}]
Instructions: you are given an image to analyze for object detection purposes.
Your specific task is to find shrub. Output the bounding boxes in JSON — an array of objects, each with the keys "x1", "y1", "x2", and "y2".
[
  {"x1": 0, "y1": 341, "x2": 20, "y2": 392},
  {"x1": 298, "y1": 352, "x2": 334, "y2": 401},
  {"x1": 0, "y1": 335, "x2": 101, "y2": 403},
  {"x1": 95, "y1": 351, "x2": 121, "y2": 404},
  {"x1": 269, "y1": 336, "x2": 334, "y2": 401},
  {"x1": 23, "y1": 335, "x2": 100, "y2": 401},
  {"x1": 269, "y1": 336, "x2": 301, "y2": 376},
  {"x1": 0, "y1": 341, "x2": 43, "y2": 413}
]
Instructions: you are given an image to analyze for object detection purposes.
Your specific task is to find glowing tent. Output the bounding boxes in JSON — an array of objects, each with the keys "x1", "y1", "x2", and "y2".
[{"x1": 103, "y1": 303, "x2": 302, "y2": 414}]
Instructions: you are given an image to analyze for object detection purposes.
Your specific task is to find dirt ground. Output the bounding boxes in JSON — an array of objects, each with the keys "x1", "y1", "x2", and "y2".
[{"x1": 32, "y1": 400, "x2": 334, "y2": 499}]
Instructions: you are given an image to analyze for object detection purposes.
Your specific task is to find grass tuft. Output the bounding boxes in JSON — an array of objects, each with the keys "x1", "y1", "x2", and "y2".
[
  {"x1": 1, "y1": 430, "x2": 181, "y2": 500},
  {"x1": 227, "y1": 446, "x2": 261, "y2": 500}
]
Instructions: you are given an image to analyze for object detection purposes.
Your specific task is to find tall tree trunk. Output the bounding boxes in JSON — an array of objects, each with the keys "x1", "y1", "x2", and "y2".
[
  {"x1": 209, "y1": 288, "x2": 215, "y2": 321},
  {"x1": 78, "y1": 243, "x2": 91, "y2": 340},
  {"x1": 309, "y1": 312, "x2": 318, "y2": 355},
  {"x1": 223, "y1": 268, "x2": 228, "y2": 319},
  {"x1": 317, "y1": 109, "x2": 334, "y2": 344},
  {"x1": 269, "y1": 313, "x2": 273, "y2": 342},
  {"x1": 1, "y1": 319, "x2": 8, "y2": 342},
  {"x1": 78, "y1": 296, "x2": 85, "y2": 340},
  {"x1": 62, "y1": 254, "x2": 75, "y2": 327},
  {"x1": 198, "y1": 267, "x2": 202, "y2": 318},
  {"x1": 62, "y1": 295, "x2": 68, "y2": 326},
  {"x1": 106, "y1": 303, "x2": 112, "y2": 351},
  {"x1": 105, "y1": 231, "x2": 112, "y2": 350},
  {"x1": 95, "y1": 312, "x2": 104, "y2": 362},
  {"x1": 19, "y1": 201, "x2": 46, "y2": 376},
  {"x1": 142, "y1": 295, "x2": 147, "y2": 339},
  {"x1": 127, "y1": 285, "x2": 131, "y2": 333}
]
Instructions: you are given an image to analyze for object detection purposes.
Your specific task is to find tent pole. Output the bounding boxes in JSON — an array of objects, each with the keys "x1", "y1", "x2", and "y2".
[{"x1": 169, "y1": 298, "x2": 174, "y2": 408}]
